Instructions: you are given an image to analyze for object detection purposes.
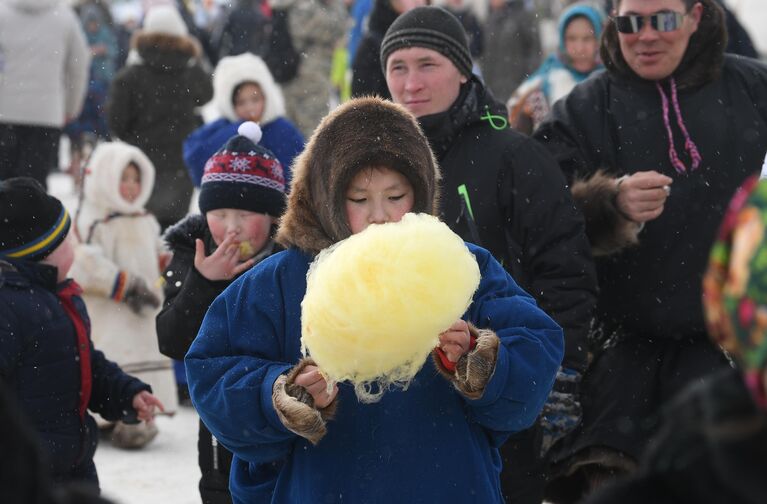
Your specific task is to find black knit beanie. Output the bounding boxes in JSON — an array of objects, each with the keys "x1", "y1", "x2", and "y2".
[
  {"x1": 0, "y1": 178, "x2": 71, "y2": 261},
  {"x1": 380, "y1": 6, "x2": 472, "y2": 78},
  {"x1": 198, "y1": 121, "x2": 287, "y2": 217}
]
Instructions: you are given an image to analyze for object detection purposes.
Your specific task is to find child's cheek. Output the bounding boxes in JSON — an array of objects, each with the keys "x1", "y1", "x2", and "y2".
[{"x1": 206, "y1": 219, "x2": 226, "y2": 247}]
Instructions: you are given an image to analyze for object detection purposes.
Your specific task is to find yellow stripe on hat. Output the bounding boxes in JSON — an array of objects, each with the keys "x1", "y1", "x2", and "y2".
[{"x1": 7, "y1": 208, "x2": 70, "y2": 258}]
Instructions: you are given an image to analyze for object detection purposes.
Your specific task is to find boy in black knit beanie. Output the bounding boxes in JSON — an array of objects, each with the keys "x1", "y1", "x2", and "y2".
[
  {"x1": 0, "y1": 177, "x2": 163, "y2": 490},
  {"x1": 156, "y1": 122, "x2": 287, "y2": 504}
]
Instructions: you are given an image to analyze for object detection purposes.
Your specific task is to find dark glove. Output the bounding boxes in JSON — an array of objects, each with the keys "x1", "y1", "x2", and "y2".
[
  {"x1": 123, "y1": 275, "x2": 161, "y2": 314},
  {"x1": 540, "y1": 367, "x2": 583, "y2": 457},
  {"x1": 272, "y1": 358, "x2": 337, "y2": 445}
]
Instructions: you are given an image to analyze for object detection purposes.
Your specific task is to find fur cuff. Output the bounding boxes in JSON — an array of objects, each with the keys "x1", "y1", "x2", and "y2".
[
  {"x1": 432, "y1": 324, "x2": 500, "y2": 400},
  {"x1": 571, "y1": 170, "x2": 641, "y2": 256},
  {"x1": 272, "y1": 358, "x2": 336, "y2": 445}
]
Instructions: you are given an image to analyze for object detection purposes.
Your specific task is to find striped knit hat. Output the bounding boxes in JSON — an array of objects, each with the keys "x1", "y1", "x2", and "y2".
[
  {"x1": 0, "y1": 178, "x2": 71, "y2": 261},
  {"x1": 198, "y1": 121, "x2": 287, "y2": 217},
  {"x1": 380, "y1": 6, "x2": 473, "y2": 78}
]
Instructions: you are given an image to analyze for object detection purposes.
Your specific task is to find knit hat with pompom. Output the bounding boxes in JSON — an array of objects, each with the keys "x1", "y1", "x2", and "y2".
[{"x1": 198, "y1": 121, "x2": 287, "y2": 217}]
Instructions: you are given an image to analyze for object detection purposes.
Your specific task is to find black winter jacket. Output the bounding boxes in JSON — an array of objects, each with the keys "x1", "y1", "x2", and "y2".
[
  {"x1": 156, "y1": 215, "x2": 229, "y2": 361},
  {"x1": 535, "y1": 56, "x2": 767, "y2": 342},
  {"x1": 0, "y1": 260, "x2": 149, "y2": 484},
  {"x1": 420, "y1": 79, "x2": 597, "y2": 371}
]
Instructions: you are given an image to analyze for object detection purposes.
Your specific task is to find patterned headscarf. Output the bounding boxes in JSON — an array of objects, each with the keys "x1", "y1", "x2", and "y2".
[{"x1": 703, "y1": 175, "x2": 767, "y2": 409}]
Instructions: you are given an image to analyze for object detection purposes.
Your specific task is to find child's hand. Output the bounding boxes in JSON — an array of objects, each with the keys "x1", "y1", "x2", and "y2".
[
  {"x1": 292, "y1": 364, "x2": 338, "y2": 409},
  {"x1": 438, "y1": 319, "x2": 472, "y2": 363},
  {"x1": 132, "y1": 390, "x2": 165, "y2": 422},
  {"x1": 194, "y1": 234, "x2": 255, "y2": 281}
]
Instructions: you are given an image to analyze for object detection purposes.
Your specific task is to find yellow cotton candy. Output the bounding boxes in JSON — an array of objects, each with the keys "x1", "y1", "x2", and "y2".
[
  {"x1": 301, "y1": 213, "x2": 481, "y2": 402},
  {"x1": 238, "y1": 241, "x2": 255, "y2": 260}
]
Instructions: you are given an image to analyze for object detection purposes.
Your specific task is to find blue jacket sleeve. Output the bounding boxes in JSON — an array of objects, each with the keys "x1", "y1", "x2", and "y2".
[
  {"x1": 183, "y1": 119, "x2": 241, "y2": 186},
  {"x1": 463, "y1": 244, "x2": 564, "y2": 434},
  {"x1": 185, "y1": 260, "x2": 297, "y2": 465}
]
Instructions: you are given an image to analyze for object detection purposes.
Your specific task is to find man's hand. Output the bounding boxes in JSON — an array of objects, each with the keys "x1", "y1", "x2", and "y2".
[
  {"x1": 194, "y1": 234, "x2": 254, "y2": 281},
  {"x1": 614, "y1": 171, "x2": 673, "y2": 223}
]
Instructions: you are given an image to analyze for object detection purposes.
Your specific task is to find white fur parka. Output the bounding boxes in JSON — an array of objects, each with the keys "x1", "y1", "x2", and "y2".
[{"x1": 69, "y1": 141, "x2": 178, "y2": 414}]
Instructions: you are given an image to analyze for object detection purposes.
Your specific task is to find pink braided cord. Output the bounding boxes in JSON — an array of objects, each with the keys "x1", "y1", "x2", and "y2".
[
  {"x1": 670, "y1": 78, "x2": 702, "y2": 170},
  {"x1": 655, "y1": 79, "x2": 702, "y2": 174}
]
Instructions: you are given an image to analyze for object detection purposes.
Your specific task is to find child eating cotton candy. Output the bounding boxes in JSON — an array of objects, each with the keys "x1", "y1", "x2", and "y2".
[{"x1": 186, "y1": 97, "x2": 564, "y2": 503}]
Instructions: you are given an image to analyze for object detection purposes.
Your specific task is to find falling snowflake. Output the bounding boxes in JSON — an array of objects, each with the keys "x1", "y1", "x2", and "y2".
[{"x1": 231, "y1": 158, "x2": 251, "y2": 171}]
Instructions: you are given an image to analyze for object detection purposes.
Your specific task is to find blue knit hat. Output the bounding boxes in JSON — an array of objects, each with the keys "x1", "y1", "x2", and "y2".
[
  {"x1": 0, "y1": 178, "x2": 71, "y2": 261},
  {"x1": 198, "y1": 122, "x2": 287, "y2": 217}
]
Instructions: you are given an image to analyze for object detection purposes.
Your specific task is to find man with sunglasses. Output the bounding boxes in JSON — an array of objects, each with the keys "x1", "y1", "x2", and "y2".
[{"x1": 534, "y1": 0, "x2": 767, "y2": 503}]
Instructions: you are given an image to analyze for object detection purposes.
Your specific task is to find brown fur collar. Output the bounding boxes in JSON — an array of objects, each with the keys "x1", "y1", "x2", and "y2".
[
  {"x1": 600, "y1": 0, "x2": 727, "y2": 90},
  {"x1": 276, "y1": 97, "x2": 441, "y2": 256},
  {"x1": 133, "y1": 31, "x2": 198, "y2": 58}
]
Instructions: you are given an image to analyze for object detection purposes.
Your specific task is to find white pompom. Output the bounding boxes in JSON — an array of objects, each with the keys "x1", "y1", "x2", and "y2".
[{"x1": 238, "y1": 121, "x2": 262, "y2": 144}]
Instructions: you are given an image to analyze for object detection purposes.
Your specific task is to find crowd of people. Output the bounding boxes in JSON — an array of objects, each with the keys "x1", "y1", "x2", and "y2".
[{"x1": 1, "y1": 0, "x2": 767, "y2": 503}]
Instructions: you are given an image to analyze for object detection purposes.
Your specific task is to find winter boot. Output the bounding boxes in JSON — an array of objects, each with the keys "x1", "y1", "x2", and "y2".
[{"x1": 111, "y1": 421, "x2": 158, "y2": 450}]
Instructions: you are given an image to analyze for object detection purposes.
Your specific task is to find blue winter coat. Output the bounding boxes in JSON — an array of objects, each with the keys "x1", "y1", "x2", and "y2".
[
  {"x1": 0, "y1": 260, "x2": 150, "y2": 484},
  {"x1": 186, "y1": 244, "x2": 564, "y2": 503},
  {"x1": 183, "y1": 117, "x2": 304, "y2": 188}
]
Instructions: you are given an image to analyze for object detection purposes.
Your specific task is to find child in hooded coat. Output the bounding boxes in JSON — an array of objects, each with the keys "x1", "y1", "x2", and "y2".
[
  {"x1": 158, "y1": 121, "x2": 288, "y2": 503},
  {"x1": 69, "y1": 141, "x2": 178, "y2": 449},
  {"x1": 185, "y1": 97, "x2": 564, "y2": 503},
  {"x1": 183, "y1": 53, "x2": 304, "y2": 189}
]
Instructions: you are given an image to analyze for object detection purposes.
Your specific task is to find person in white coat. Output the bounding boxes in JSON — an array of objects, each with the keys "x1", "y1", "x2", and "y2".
[
  {"x1": 69, "y1": 141, "x2": 178, "y2": 449},
  {"x1": 0, "y1": 0, "x2": 90, "y2": 187}
]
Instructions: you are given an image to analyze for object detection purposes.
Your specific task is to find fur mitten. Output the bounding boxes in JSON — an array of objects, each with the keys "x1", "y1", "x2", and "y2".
[
  {"x1": 272, "y1": 358, "x2": 337, "y2": 445},
  {"x1": 433, "y1": 323, "x2": 500, "y2": 400}
]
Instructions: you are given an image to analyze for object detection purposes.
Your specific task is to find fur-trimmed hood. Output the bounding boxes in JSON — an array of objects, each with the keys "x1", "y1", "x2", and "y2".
[
  {"x1": 276, "y1": 97, "x2": 440, "y2": 256},
  {"x1": 81, "y1": 141, "x2": 155, "y2": 215},
  {"x1": 212, "y1": 53, "x2": 286, "y2": 124},
  {"x1": 130, "y1": 31, "x2": 198, "y2": 70},
  {"x1": 600, "y1": 0, "x2": 727, "y2": 89}
]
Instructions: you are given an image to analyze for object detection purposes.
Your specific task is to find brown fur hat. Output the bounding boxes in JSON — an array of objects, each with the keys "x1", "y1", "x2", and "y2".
[
  {"x1": 600, "y1": 0, "x2": 726, "y2": 90},
  {"x1": 276, "y1": 97, "x2": 441, "y2": 256}
]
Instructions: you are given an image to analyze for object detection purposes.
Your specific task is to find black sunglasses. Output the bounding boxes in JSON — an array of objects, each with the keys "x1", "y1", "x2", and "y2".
[{"x1": 614, "y1": 11, "x2": 685, "y2": 34}]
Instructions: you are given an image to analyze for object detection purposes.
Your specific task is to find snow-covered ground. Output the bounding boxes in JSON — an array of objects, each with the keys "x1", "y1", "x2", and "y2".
[{"x1": 95, "y1": 406, "x2": 202, "y2": 504}]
